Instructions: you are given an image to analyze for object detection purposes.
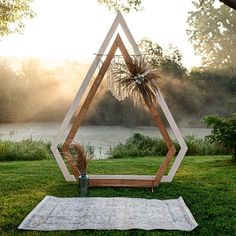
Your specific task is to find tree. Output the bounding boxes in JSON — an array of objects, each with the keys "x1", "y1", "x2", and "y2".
[
  {"x1": 203, "y1": 113, "x2": 236, "y2": 159},
  {"x1": 187, "y1": 0, "x2": 236, "y2": 69},
  {"x1": 97, "y1": 0, "x2": 142, "y2": 12},
  {"x1": 97, "y1": 0, "x2": 236, "y2": 13},
  {"x1": 139, "y1": 38, "x2": 187, "y2": 78},
  {"x1": 0, "y1": 0, "x2": 35, "y2": 37}
]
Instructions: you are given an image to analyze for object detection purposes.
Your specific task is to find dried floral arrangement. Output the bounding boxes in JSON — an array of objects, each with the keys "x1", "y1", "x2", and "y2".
[
  {"x1": 107, "y1": 56, "x2": 161, "y2": 108},
  {"x1": 64, "y1": 143, "x2": 94, "y2": 177}
]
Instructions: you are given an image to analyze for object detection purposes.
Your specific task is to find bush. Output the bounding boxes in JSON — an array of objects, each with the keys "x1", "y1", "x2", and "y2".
[
  {"x1": 0, "y1": 139, "x2": 52, "y2": 161},
  {"x1": 203, "y1": 113, "x2": 236, "y2": 159},
  {"x1": 184, "y1": 135, "x2": 228, "y2": 156},
  {"x1": 110, "y1": 133, "x2": 168, "y2": 158},
  {"x1": 109, "y1": 133, "x2": 229, "y2": 158}
]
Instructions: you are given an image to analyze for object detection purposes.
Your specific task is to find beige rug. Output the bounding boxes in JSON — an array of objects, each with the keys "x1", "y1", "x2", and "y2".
[{"x1": 18, "y1": 196, "x2": 197, "y2": 231}]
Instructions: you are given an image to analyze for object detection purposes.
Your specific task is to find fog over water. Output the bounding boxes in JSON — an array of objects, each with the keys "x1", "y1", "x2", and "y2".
[{"x1": 0, "y1": 122, "x2": 211, "y2": 158}]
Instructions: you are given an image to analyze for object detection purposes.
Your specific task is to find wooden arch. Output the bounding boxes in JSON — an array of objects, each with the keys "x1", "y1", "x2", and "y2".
[
  {"x1": 50, "y1": 12, "x2": 188, "y2": 188},
  {"x1": 61, "y1": 34, "x2": 176, "y2": 188}
]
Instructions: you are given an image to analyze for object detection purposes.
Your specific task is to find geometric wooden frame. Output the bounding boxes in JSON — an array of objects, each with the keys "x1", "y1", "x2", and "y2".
[
  {"x1": 50, "y1": 12, "x2": 188, "y2": 188},
  {"x1": 61, "y1": 34, "x2": 175, "y2": 187}
]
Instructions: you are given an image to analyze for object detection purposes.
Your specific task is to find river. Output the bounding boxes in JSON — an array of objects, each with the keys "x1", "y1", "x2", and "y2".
[{"x1": 0, "y1": 122, "x2": 211, "y2": 158}]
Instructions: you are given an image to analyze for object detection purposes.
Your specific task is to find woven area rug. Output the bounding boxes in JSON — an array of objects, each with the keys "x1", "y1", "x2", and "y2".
[{"x1": 18, "y1": 196, "x2": 197, "y2": 231}]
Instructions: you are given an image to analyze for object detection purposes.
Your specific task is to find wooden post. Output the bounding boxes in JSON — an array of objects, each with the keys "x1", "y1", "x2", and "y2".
[{"x1": 147, "y1": 105, "x2": 176, "y2": 186}]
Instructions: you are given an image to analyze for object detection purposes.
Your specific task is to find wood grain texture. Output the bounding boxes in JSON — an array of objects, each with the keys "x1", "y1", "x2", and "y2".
[{"x1": 89, "y1": 175, "x2": 155, "y2": 187}]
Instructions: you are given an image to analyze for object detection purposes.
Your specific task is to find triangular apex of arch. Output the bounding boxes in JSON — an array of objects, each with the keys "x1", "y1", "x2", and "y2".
[{"x1": 102, "y1": 11, "x2": 141, "y2": 56}]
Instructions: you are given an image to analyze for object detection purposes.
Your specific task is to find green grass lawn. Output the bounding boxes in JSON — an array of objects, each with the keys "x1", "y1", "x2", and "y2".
[{"x1": 0, "y1": 156, "x2": 235, "y2": 236}]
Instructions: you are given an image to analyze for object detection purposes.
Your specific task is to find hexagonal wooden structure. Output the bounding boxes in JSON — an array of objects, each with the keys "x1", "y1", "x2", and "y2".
[{"x1": 50, "y1": 12, "x2": 188, "y2": 188}]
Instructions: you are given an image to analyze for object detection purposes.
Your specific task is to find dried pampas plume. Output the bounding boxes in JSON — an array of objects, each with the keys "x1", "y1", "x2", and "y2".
[
  {"x1": 65, "y1": 143, "x2": 94, "y2": 176},
  {"x1": 107, "y1": 56, "x2": 161, "y2": 107}
]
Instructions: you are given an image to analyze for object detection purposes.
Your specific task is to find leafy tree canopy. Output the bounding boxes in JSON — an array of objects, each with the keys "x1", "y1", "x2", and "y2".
[
  {"x1": 187, "y1": 0, "x2": 236, "y2": 69},
  {"x1": 0, "y1": 0, "x2": 35, "y2": 37},
  {"x1": 139, "y1": 38, "x2": 187, "y2": 78},
  {"x1": 97, "y1": 0, "x2": 142, "y2": 12},
  {"x1": 97, "y1": 0, "x2": 236, "y2": 12}
]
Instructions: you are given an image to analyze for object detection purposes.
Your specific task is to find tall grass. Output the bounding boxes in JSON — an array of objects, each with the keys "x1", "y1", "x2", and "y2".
[
  {"x1": 109, "y1": 133, "x2": 229, "y2": 158},
  {"x1": 0, "y1": 139, "x2": 52, "y2": 161},
  {"x1": 0, "y1": 133, "x2": 229, "y2": 161}
]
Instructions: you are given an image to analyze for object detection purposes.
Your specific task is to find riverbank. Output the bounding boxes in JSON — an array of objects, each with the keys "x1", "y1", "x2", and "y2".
[{"x1": 0, "y1": 122, "x2": 211, "y2": 157}]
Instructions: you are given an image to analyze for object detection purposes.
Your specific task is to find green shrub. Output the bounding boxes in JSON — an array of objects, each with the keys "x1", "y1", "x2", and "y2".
[
  {"x1": 203, "y1": 113, "x2": 236, "y2": 159},
  {"x1": 109, "y1": 133, "x2": 229, "y2": 158},
  {"x1": 184, "y1": 135, "x2": 228, "y2": 156},
  {"x1": 0, "y1": 139, "x2": 52, "y2": 161}
]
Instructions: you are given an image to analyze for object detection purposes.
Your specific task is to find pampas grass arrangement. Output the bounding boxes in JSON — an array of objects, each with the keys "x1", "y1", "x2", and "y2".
[
  {"x1": 67, "y1": 143, "x2": 94, "y2": 176},
  {"x1": 62, "y1": 143, "x2": 93, "y2": 197},
  {"x1": 108, "y1": 56, "x2": 161, "y2": 108}
]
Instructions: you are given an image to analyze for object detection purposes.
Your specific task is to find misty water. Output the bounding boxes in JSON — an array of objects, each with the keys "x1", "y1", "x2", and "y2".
[{"x1": 0, "y1": 122, "x2": 211, "y2": 158}]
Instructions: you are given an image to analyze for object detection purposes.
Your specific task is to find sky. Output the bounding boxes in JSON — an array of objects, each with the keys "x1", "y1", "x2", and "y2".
[{"x1": 0, "y1": 0, "x2": 201, "y2": 69}]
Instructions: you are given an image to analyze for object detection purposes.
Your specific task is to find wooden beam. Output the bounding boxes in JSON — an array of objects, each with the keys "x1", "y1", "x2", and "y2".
[
  {"x1": 147, "y1": 105, "x2": 176, "y2": 186},
  {"x1": 62, "y1": 34, "x2": 122, "y2": 152},
  {"x1": 153, "y1": 145, "x2": 176, "y2": 186},
  {"x1": 148, "y1": 106, "x2": 173, "y2": 148},
  {"x1": 89, "y1": 175, "x2": 155, "y2": 187},
  {"x1": 117, "y1": 40, "x2": 176, "y2": 187}
]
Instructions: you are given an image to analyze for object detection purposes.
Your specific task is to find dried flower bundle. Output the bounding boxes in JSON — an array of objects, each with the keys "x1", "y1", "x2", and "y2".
[
  {"x1": 67, "y1": 143, "x2": 94, "y2": 176},
  {"x1": 108, "y1": 56, "x2": 161, "y2": 107}
]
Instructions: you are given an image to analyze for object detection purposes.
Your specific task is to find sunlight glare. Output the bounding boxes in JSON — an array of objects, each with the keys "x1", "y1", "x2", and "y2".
[{"x1": 0, "y1": 0, "x2": 201, "y2": 69}]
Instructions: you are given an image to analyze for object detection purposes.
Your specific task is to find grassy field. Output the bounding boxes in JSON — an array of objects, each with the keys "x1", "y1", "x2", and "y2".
[{"x1": 0, "y1": 155, "x2": 235, "y2": 236}]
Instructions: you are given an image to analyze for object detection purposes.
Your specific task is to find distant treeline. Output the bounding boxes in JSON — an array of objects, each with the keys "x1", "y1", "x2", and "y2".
[{"x1": 0, "y1": 58, "x2": 235, "y2": 126}]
